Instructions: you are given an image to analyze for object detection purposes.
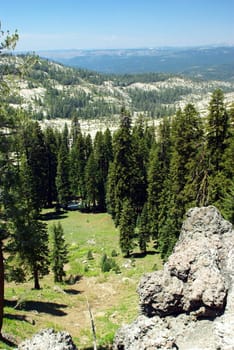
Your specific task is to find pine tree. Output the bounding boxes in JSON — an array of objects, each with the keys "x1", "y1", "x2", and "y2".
[
  {"x1": 84, "y1": 133, "x2": 93, "y2": 161},
  {"x1": 44, "y1": 126, "x2": 58, "y2": 207},
  {"x1": 69, "y1": 132, "x2": 86, "y2": 200},
  {"x1": 21, "y1": 120, "x2": 49, "y2": 214},
  {"x1": 8, "y1": 193, "x2": 50, "y2": 289},
  {"x1": 85, "y1": 152, "x2": 99, "y2": 209},
  {"x1": 93, "y1": 131, "x2": 106, "y2": 210},
  {"x1": 56, "y1": 139, "x2": 70, "y2": 208},
  {"x1": 119, "y1": 199, "x2": 136, "y2": 257},
  {"x1": 107, "y1": 109, "x2": 135, "y2": 225},
  {"x1": 154, "y1": 105, "x2": 203, "y2": 259},
  {"x1": 24, "y1": 219, "x2": 50, "y2": 289},
  {"x1": 131, "y1": 116, "x2": 148, "y2": 213},
  {"x1": 93, "y1": 130, "x2": 113, "y2": 211},
  {"x1": 137, "y1": 202, "x2": 150, "y2": 254},
  {"x1": 205, "y1": 89, "x2": 232, "y2": 212},
  {"x1": 50, "y1": 222, "x2": 68, "y2": 283},
  {"x1": 70, "y1": 115, "x2": 81, "y2": 145},
  {"x1": 169, "y1": 104, "x2": 203, "y2": 230},
  {"x1": 61, "y1": 123, "x2": 70, "y2": 150},
  {"x1": 206, "y1": 89, "x2": 229, "y2": 172},
  {"x1": 103, "y1": 128, "x2": 113, "y2": 165},
  {"x1": 147, "y1": 117, "x2": 171, "y2": 241}
]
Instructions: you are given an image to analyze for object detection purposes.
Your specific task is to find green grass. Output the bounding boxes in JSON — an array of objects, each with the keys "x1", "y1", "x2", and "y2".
[{"x1": 2, "y1": 209, "x2": 162, "y2": 350}]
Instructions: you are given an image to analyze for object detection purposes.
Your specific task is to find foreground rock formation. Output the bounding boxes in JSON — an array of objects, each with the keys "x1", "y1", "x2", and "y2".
[
  {"x1": 114, "y1": 206, "x2": 234, "y2": 350},
  {"x1": 17, "y1": 328, "x2": 77, "y2": 350}
]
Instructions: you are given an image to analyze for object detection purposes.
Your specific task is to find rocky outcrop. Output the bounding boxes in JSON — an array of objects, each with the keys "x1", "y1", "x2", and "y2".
[
  {"x1": 17, "y1": 328, "x2": 78, "y2": 350},
  {"x1": 114, "y1": 206, "x2": 234, "y2": 350}
]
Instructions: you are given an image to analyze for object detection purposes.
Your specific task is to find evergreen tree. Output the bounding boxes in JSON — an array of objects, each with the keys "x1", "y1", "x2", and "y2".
[
  {"x1": 56, "y1": 139, "x2": 70, "y2": 207},
  {"x1": 61, "y1": 123, "x2": 70, "y2": 150},
  {"x1": 119, "y1": 199, "x2": 136, "y2": 257},
  {"x1": 6, "y1": 169, "x2": 50, "y2": 290},
  {"x1": 169, "y1": 104, "x2": 203, "y2": 231},
  {"x1": 137, "y1": 202, "x2": 150, "y2": 254},
  {"x1": 44, "y1": 126, "x2": 58, "y2": 207},
  {"x1": 154, "y1": 105, "x2": 203, "y2": 259},
  {"x1": 50, "y1": 222, "x2": 68, "y2": 283},
  {"x1": 13, "y1": 214, "x2": 49, "y2": 289},
  {"x1": 21, "y1": 120, "x2": 49, "y2": 214},
  {"x1": 70, "y1": 115, "x2": 81, "y2": 145},
  {"x1": 131, "y1": 116, "x2": 148, "y2": 213},
  {"x1": 85, "y1": 152, "x2": 99, "y2": 209},
  {"x1": 93, "y1": 130, "x2": 113, "y2": 211},
  {"x1": 205, "y1": 89, "x2": 232, "y2": 211},
  {"x1": 206, "y1": 89, "x2": 229, "y2": 172},
  {"x1": 84, "y1": 133, "x2": 93, "y2": 161},
  {"x1": 106, "y1": 162, "x2": 116, "y2": 216},
  {"x1": 221, "y1": 104, "x2": 234, "y2": 222},
  {"x1": 69, "y1": 132, "x2": 86, "y2": 200},
  {"x1": 107, "y1": 109, "x2": 135, "y2": 225},
  {"x1": 103, "y1": 128, "x2": 113, "y2": 165},
  {"x1": 147, "y1": 117, "x2": 171, "y2": 241}
]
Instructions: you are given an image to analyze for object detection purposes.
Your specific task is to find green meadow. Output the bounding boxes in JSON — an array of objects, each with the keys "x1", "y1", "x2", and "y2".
[{"x1": 1, "y1": 209, "x2": 162, "y2": 349}]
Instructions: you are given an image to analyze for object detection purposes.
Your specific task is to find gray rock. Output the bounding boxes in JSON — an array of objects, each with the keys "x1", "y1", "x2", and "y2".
[
  {"x1": 17, "y1": 328, "x2": 78, "y2": 350},
  {"x1": 113, "y1": 206, "x2": 234, "y2": 350}
]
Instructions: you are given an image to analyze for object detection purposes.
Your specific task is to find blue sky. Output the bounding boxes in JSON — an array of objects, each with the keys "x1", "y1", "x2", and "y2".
[{"x1": 1, "y1": 0, "x2": 234, "y2": 51}]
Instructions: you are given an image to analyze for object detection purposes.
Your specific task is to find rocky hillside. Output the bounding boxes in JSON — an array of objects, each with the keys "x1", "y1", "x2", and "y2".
[
  {"x1": 1, "y1": 54, "x2": 234, "y2": 130},
  {"x1": 113, "y1": 206, "x2": 234, "y2": 350}
]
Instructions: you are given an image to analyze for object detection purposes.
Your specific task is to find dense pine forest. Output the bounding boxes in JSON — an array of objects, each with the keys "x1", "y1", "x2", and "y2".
[
  {"x1": 1, "y1": 89, "x2": 233, "y2": 258},
  {"x1": 0, "y1": 28, "x2": 234, "y2": 346}
]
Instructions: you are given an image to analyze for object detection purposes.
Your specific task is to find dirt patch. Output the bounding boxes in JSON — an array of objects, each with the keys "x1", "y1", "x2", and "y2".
[{"x1": 15, "y1": 275, "x2": 138, "y2": 348}]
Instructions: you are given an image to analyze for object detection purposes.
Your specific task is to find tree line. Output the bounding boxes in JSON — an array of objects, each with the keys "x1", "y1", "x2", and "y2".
[
  {"x1": 3, "y1": 89, "x2": 233, "y2": 261},
  {"x1": 107, "y1": 96, "x2": 233, "y2": 258}
]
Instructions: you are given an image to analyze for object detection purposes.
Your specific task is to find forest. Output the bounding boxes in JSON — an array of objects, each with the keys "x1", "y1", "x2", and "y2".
[{"x1": 1, "y1": 88, "x2": 233, "y2": 273}]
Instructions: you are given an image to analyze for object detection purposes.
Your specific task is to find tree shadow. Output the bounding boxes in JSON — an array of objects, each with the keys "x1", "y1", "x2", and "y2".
[
  {"x1": 63, "y1": 288, "x2": 82, "y2": 295},
  {"x1": 132, "y1": 250, "x2": 158, "y2": 258},
  {"x1": 4, "y1": 313, "x2": 32, "y2": 323},
  {"x1": 40, "y1": 211, "x2": 68, "y2": 221},
  {"x1": 5, "y1": 299, "x2": 67, "y2": 316}
]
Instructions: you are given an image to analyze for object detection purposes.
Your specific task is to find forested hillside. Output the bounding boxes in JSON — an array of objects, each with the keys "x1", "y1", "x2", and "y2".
[{"x1": 1, "y1": 54, "x2": 234, "y2": 124}]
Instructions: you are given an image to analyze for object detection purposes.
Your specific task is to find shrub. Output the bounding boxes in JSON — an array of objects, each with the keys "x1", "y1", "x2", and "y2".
[
  {"x1": 111, "y1": 249, "x2": 118, "y2": 257},
  {"x1": 100, "y1": 253, "x2": 121, "y2": 273},
  {"x1": 87, "y1": 250, "x2": 94, "y2": 260}
]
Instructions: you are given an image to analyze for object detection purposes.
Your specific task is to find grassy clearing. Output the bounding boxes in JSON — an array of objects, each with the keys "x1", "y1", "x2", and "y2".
[{"x1": 2, "y1": 209, "x2": 162, "y2": 349}]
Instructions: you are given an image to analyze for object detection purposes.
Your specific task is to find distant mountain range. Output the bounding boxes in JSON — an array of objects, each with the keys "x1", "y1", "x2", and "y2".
[{"x1": 36, "y1": 46, "x2": 234, "y2": 79}]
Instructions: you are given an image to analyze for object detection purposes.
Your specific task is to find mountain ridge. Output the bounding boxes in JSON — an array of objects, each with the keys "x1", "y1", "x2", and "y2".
[
  {"x1": 34, "y1": 46, "x2": 234, "y2": 78},
  {"x1": 1, "y1": 53, "x2": 234, "y2": 135}
]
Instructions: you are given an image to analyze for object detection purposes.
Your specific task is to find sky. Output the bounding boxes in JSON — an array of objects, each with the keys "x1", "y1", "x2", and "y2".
[{"x1": 1, "y1": 0, "x2": 234, "y2": 51}]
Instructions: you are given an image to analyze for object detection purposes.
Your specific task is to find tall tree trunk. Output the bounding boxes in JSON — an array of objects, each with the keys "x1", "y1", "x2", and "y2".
[
  {"x1": 33, "y1": 268, "x2": 40, "y2": 290},
  {"x1": 0, "y1": 242, "x2": 4, "y2": 337}
]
